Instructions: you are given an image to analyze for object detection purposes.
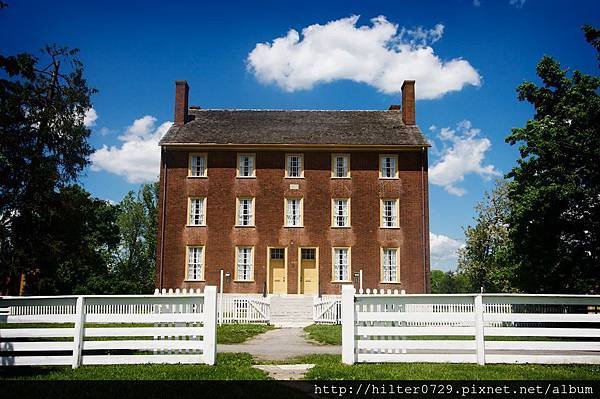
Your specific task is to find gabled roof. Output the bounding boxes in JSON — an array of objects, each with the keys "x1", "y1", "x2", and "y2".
[{"x1": 159, "y1": 109, "x2": 429, "y2": 147}]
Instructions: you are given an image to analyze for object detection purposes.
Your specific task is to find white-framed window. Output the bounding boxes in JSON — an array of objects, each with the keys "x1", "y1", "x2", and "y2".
[
  {"x1": 381, "y1": 248, "x2": 399, "y2": 283},
  {"x1": 236, "y1": 246, "x2": 254, "y2": 281},
  {"x1": 237, "y1": 153, "x2": 256, "y2": 178},
  {"x1": 188, "y1": 197, "x2": 206, "y2": 226},
  {"x1": 379, "y1": 154, "x2": 398, "y2": 179},
  {"x1": 285, "y1": 154, "x2": 303, "y2": 178},
  {"x1": 332, "y1": 247, "x2": 350, "y2": 282},
  {"x1": 381, "y1": 199, "x2": 399, "y2": 228},
  {"x1": 236, "y1": 197, "x2": 255, "y2": 226},
  {"x1": 285, "y1": 198, "x2": 303, "y2": 227},
  {"x1": 331, "y1": 154, "x2": 350, "y2": 178},
  {"x1": 188, "y1": 153, "x2": 207, "y2": 177},
  {"x1": 186, "y1": 246, "x2": 204, "y2": 281},
  {"x1": 332, "y1": 199, "x2": 350, "y2": 227}
]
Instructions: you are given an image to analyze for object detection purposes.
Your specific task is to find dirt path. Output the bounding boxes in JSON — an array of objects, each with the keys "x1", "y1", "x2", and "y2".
[{"x1": 218, "y1": 327, "x2": 340, "y2": 361}]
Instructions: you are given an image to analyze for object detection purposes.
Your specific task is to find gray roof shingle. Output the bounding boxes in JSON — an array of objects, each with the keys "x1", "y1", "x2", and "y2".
[{"x1": 159, "y1": 109, "x2": 429, "y2": 146}]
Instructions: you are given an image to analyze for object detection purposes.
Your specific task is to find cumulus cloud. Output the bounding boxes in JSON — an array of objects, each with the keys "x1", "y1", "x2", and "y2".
[
  {"x1": 83, "y1": 108, "x2": 98, "y2": 127},
  {"x1": 90, "y1": 115, "x2": 172, "y2": 183},
  {"x1": 429, "y1": 120, "x2": 500, "y2": 196},
  {"x1": 430, "y1": 232, "x2": 464, "y2": 270},
  {"x1": 247, "y1": 15, "x2": 481, "y2": 99}
]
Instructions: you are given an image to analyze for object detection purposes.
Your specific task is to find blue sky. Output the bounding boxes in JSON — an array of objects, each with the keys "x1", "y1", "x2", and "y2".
[{"x1": 2, "y1": 0, "x2": 598, "y2": 270}]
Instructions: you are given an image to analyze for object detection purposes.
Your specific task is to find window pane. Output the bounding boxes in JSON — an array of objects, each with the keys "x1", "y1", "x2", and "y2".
[
  {"x1": 383, "y1": 199, "x2": 397, "y2": 227},
  {"x1": 239, "y1": 155, "x2": 254, "y2": 176},
  {"x1": 334, "y1": 248, "x2": 349, "y2": 281},
  {"x1": 237, "y1": 247, "x2": 253, "y2": 280},
  {"x1": 191, "y1": 155, "x2": 206, "y2": 176},
  {"x1": 301, "y1": 249, "x2": 315, "y2": 260},
  {"x1": 382, "y1": 249, "x2": 397, "y2": 282},
  {"x1": 286, "y1": 198, "x2": 301, "y2": 226},
  {"x1": 187, "y1": 247, "x2": 203, "y2": 280},
  {"x1": 334, "y1": 156, "x2": 348, "y2": 177},
  {"x1": 189, "y1": 198, "x2": 205, "y2": 225},
  {"x1": 334, "y1": 200, "x2": 349, "y2": 227},
  {"x1": 288, "y1": 155, "x2": 301, "y2": 177},
  {"x1": 270, "y1": 248, "x2": 284, "y2": 259},
  {"x1": 238, "y1": 198, "x2": 253, "y2": 225}
]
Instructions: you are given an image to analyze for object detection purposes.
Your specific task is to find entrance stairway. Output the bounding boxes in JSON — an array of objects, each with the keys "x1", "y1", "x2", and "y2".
[{"x1": 269, "y1": 295, "x2": 314, "y2": 328}]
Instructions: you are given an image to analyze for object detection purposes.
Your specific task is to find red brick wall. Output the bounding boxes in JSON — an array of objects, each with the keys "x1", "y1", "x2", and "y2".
[{"x1": 156, "y1": 149, "x2": 430, "y2": 294}]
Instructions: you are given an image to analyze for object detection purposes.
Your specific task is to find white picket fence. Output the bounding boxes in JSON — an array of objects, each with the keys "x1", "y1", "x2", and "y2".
[
  {"x1": 314, "y1": 291, "x2": 512, "y2": 326},
  {"x1": 341, "y1": 286, "x2": 600, "y2": 365},
  {"x1": 0, "y1": 287, "x2": 217, "y2": 367},
  {"x1": 218, "y1": 294, "x2": 270, "y2": 324},
  {"x1": 313, "y1": 295, "x2": 342, "y2": 324}
]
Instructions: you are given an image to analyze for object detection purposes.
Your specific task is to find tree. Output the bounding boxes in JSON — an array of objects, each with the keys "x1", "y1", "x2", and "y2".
[
  {"x1": 35, "y1": 185, "x2": 120, "y2": 294},
  {"x1": 457, "y1": 179, "x2": 518, "y2": 293},
  {"x1": 0, "y1": 46, "x2": 96, "y2": 294},
  {"x1": 505, "y1": 26, "x2": 600, "y2": 293},
  {"x1": 108, "y1": 182, "x2": 159, "y2": 294},
  {"x1": 430, "y1": 270, "x2": 470, "y2": 294}
]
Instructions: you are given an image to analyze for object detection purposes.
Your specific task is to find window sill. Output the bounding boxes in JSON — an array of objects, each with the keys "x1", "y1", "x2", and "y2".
[
  {"x1": 380, "y1": 226, "x2": 400, "y2": 229},
  {"x1": 236, "y1": 176, "x2": 256, "y2": 179},
  {"x1": 331, "y1": 280, "x2": 353, "y2": 284},
  {"x1": 379, "y1": 177, "x2": 399, "y2": 180},
  {"x1": 284, "y1": 225, "x2": 304, "y2": 228},
  {"x1": 235, "y1": 225, "x2": 256, "y2": 228},
  {"x1": 380, "y1": 281, "x2": 400, "y2": 284},
  {"x1": 234, "y1": 279, "x2": 255, "y2": 283},
  {"x1": 284, "y1": 176, "x2": 304, "y2": 179},
  {"x1": 331, "y1": 226, "x2": 351, "y2": 229},
  {"x1": 187, "y1": 175, "x2": 208, "y2": 179},
  {"x1": 184, "y1": 279, "x2": 205, "y2": 282},
  {"x1": 186, "y1": 224, "x2": 207, "y2": 227},
  {"x1": 331, "y1": 176, "x2": 351, "y2": 179}
]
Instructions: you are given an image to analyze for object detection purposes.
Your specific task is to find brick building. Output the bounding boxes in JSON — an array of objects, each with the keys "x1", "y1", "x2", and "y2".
[{"x1": 156, "y1": 80, "x2": 430, "y2": 295}]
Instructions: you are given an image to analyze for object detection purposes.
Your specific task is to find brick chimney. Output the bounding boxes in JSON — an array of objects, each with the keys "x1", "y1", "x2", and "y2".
[
  {"x1": 401, "y1": 80, "x2": 416, "y2": 125},
  {"x1": 174, "y1": 80, "x2": 189, "y2": 126}
]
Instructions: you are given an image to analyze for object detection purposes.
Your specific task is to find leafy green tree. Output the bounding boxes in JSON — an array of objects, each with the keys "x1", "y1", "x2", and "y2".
[
  {"x1": 109, "y1": 182, "x2": 159, "y2": 294},
  {"x1": 505, "y1": 26, "x2": 599, "y2": 293},
  {"x1": 0, "y1": 46, "x2": 96, "y2": 294},
  {"x1": 457, "y1": 179, "x2": 518, "y2": 293},
  {"x1": 35, "y1": 185, "x2": 120, "y2": 294},
  {"x1": 430, "y1": 269, "x2": 471, "y2": 294}
]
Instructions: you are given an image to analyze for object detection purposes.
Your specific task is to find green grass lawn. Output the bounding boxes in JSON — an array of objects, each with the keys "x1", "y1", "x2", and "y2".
[
  {"x1": 0, "y1": 353, "x2": 267, "y2": 380},
  {"x1": 217, "y1": 324, "x2": 275, "y2": 344},
  {"x1": 304, "y1": 324, "x2": 341, "y2": 345},
  {"x1": 288, "y1": 354, "x2": 600, "y2": 380}
]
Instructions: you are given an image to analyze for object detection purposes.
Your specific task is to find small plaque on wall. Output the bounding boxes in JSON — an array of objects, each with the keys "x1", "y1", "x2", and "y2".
[{"x1": 290, "y1": 184, "x2": 299, "y2": 190}]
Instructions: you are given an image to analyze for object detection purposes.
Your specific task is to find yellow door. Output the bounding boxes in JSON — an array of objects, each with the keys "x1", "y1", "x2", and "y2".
[
  {"x1": 300, "y1": 248, "x2": 317, "y2": 295},
  {"x1": 269, "y1": 248, "x2": 286, "y2": 294}
]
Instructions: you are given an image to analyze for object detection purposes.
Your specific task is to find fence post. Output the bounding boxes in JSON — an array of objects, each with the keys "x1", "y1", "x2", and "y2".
[
  {"x1": 341, "y1": 285, "x2": 356, "y2": 364},
  {"x1": 72, "y1": 296, "x2": 85, "y2": 369},
  {"x1": 474, "y1": 294, "x2": 485, "y2": 365},
  {"x1": 203, "y1": 286, "x2": 217, "y2": 365}
]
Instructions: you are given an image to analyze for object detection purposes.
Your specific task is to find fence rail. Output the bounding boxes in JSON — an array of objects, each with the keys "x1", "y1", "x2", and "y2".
[
  {"x1": 218, "y1": 294, "x2": 270, "y2": 324},
  {"x1": 0, "y1": 287, "x2": 217, "y2": 367},
  {"x1": 342, "y1": 286, "x2": 600, "y2": 365},
  {"x1": 313, "y1": 295, "x2": 341, "y2": 324}
]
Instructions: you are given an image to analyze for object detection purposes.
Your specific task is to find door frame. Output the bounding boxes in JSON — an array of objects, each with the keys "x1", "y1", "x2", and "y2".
[
  {"x1": 267, "y1": 246, "x2": 288, "y2": 294},
  {"x1": 297, "y1": 247, "x2": 319, "y2": 295}
]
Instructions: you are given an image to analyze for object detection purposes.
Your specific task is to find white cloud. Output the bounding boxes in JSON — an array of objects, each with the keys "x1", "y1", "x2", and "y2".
[
  {"x1": 83, "y1": 108, "x2": 98, "y2": 127},
  {"x1": 473, "y1": 0, "x2": 481, "y2": 7},
  {"x1": 247, "y1": 15, "x2": 481, "y2": 99},
  {"x1": 430, "y1": 232, "x2": 464, "y2": 270},
  {"x1": 90, "y1": 115, "x2": 172, "y2": 183},
  {"x1": 509, "y1": 0, "x2": 525, "y2": 8},
  {"x1": 429, "y1": 120, "x2": 500, "y2": 196}
]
